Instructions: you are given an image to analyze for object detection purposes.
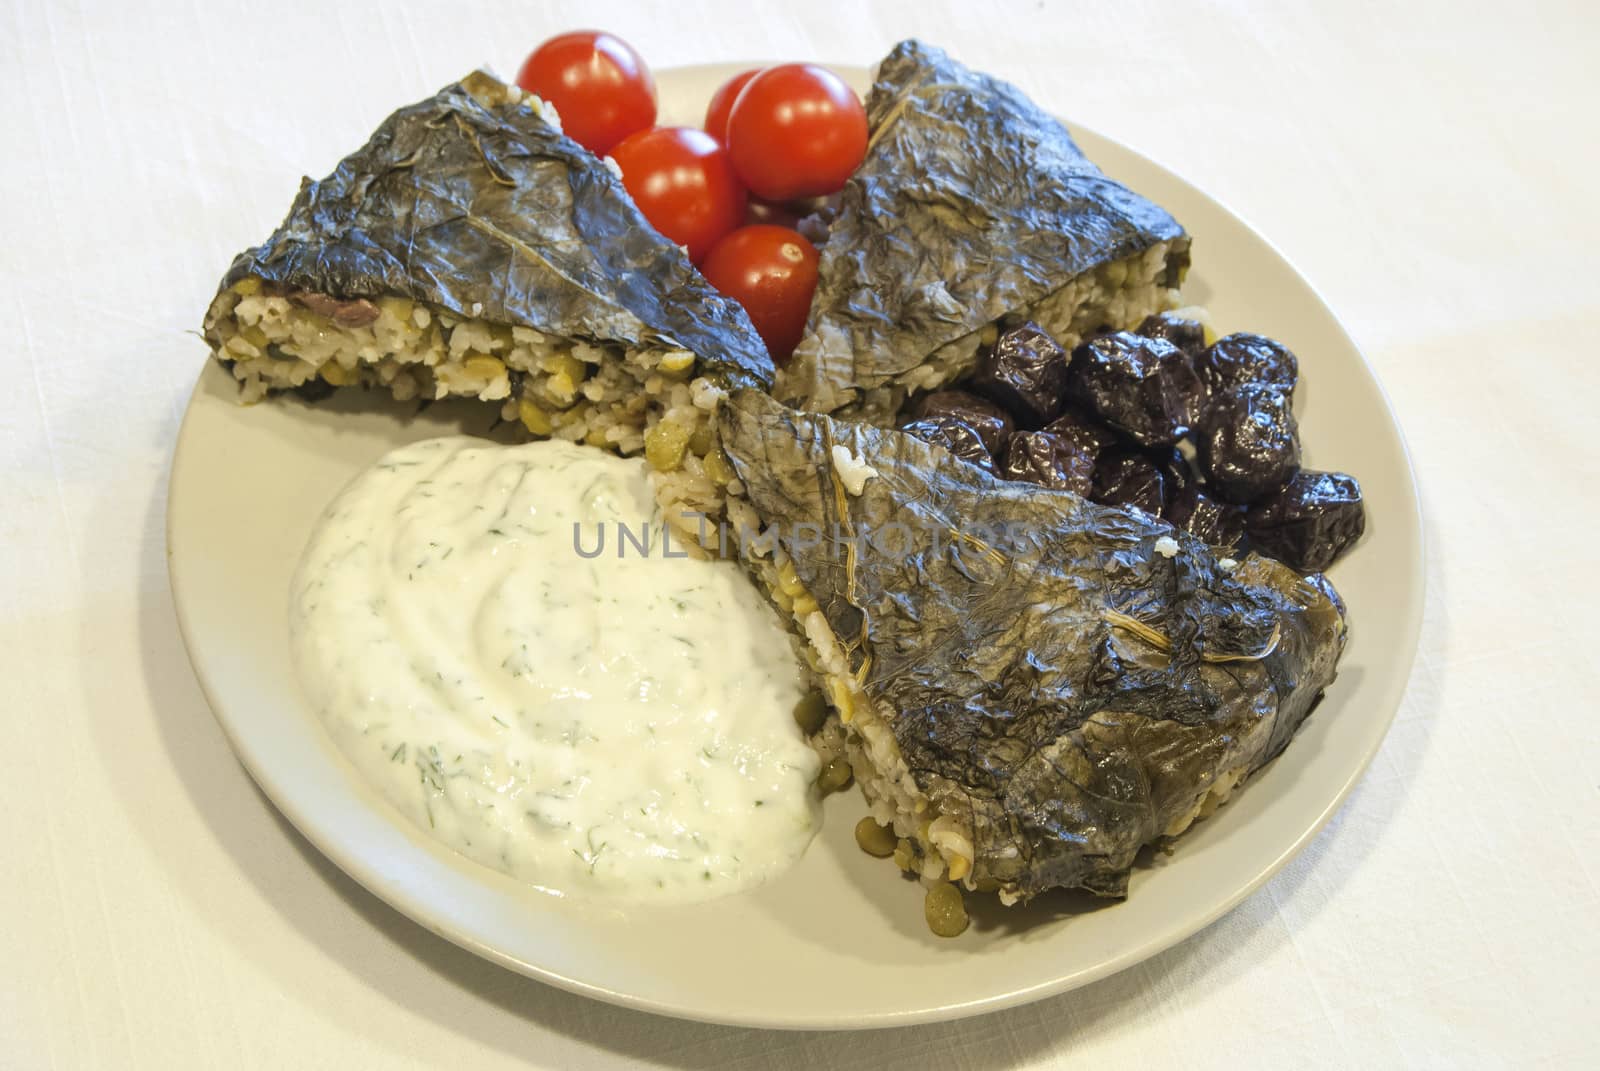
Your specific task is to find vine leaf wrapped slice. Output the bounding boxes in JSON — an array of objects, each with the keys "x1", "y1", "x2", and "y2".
[
  {"x1": 778, "y1": 39, "x2": 1191, "y2": 421},
  {"x1": 718, "y1": 389, "x2": 1347, "y2": 903},
  {"x1": 202, "y1": 70, "x2": 771, "y2": 461}
]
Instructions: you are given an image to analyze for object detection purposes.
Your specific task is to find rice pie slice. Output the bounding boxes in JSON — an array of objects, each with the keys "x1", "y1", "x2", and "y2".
[
  {"x1": 201, "y1": 70, "x2": 771, "y2": 460},
  {"x1": 717, "y1": 388, "x2": 1347, "y2": 903},
  {"x1": 778, "y1": 40, "x2": 1192, "y2": 421}
]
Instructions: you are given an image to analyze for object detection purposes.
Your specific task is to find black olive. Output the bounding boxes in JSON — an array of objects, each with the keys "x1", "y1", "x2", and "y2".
[
  {"x1": 1042, "y1": 405, "x2": 1120, "y2": 462},
  {"x1": 967, "y1": 321, "x2": 1071, "y2": 427},
  {"x1": 1135, "y1": 312, "x2": 1207, "y2": 356},
  {"x1": 1000, "y1": 431, "x2": 1094, "y2": 495},
  {"x1": 1066, "y1": 331, "x2": 1205, "y2": 447},
  {"x1": 1149, "y1": 445, "x2": 1201, "y2": 507},
  {"x1": 901, "y1": 416, "x2": 998, "y2": 475},
  {"x1": 1165, "y1": 489, "x2": 1248, "y2": 550},
  {"x1": 905, "y1": 389, "x2": 1016, "y2": 456},
  {"x1": 1090, "y1": 449, "x2": 1166, "y2": 517},
  {"x1": 1196, "y1": 333, "x2": 1299, "y2": 399},
  {"x1": 1199, "y1": 385, "x2": 1301, "y2": 503},
  {"x1": 1154, "y1": 443, "x2": 1249, "y2": 547},
  {"x1": 1245, "y1": 470, "x2": 1365, "y2": 572}
]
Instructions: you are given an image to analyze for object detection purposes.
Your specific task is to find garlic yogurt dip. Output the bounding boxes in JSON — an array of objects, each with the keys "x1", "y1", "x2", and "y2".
[{"x1": 290, "y1": 436, "x2": 820, "y2": 903}]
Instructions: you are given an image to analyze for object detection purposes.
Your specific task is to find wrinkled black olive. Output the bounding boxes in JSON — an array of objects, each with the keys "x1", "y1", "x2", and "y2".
[
  {"x1": 1196, "y1": 333, "x2": 1299, "y2": 399},
  {"x1": 1245, "y1": 470, "x2": 1365, "y2": 572},
  {"x1": 1001, "y1": 431, "x2": 1094, "y2": 495},
  {"x1": 1165, "y1": 489, "x2": 1248, "y2": 550},
  {"x1": 1149, "y1": 445, "x2": 1200, "y2": 507},
  {"x1": 1043, "y1": 405, "x2": 1120, "y2": 461},
  {"x1": 906, "y1": 389, "x2": 1016, "y2": 456},
  {"x1": 968, "y1": 321, "x2": 1071, "y2": 426},
  {"x1": 900, "y1": 416, "x2": 997, "y2": 474},
  {"x1": 1158, "y1": 443, "x2": 1257, "y2": 546},
  {"x1": 1066, "y1": 331, "x2": 1205, "y2": 447},
  {"x1": 1136, "y1": 312, "x2": 1207, "y2": 356},
  {"x1": 1090, "y1": 449, "x2": 1166, "y2": 517},
  {"x1": 1200, "y1": 385, "x2": 1301, "y2": 503}
]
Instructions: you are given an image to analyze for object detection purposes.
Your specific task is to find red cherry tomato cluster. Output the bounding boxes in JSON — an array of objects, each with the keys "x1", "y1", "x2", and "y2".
[
  {"x1": 517, "y1": 33, "x2": 868, "y2": 361},
  {"x1": 609, "y1": 127, "x2": 746, "y2": 264}
]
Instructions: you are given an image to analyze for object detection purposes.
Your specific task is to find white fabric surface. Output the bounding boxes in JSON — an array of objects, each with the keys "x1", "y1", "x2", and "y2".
[{"x1": 3, "y1": 0, "x2": 1596, "y2": 1066}]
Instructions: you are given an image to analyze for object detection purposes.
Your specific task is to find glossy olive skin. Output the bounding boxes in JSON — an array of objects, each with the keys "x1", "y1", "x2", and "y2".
[
  {"x1": 1199, "y1": 384, "x2": 1301, "y2": 503},
  {"x1": 1155, "y1": 443, "x2": 1246, "y2": 547},
  {"x1": 1136, "y1": 312, "x2": 1207, "y2": 356},
  {"x1": 1166, "y1": 488, "x2": 1248, "y2": 550},
  {"x1": 1042, "y1": 405, "x2": 1120, "y2": 462},
  {"x1": 900, "y1": 416, "x2": 997, "y2": 474},
  {"x1": 897, "y1": 324, "x2": 1351, "y2": 570},
  {"x1": 1066, "y1": 331, "x2": 1205, "y2": 447},
  {"x1": 1000, "y1": 431, "x2": 1094, "y2": 495},
  {"x1": 906, "y1": 389, "x2": 1016, "y2": 456},
  {"x1": 1196, "y1": 332, "x2": 1299, "y2": 399},
  {"x1": 968, "y1": 321, "x2": 1071, "y2": 427},
  {"x1": 1149, "y1": 445, "x2": 1200, "y2": 505},
  {"x1": 1245, "y1": 470, "x2": 1365, "y2": 572},
  {"x1": 1090, "y1": 449, "x2": 1166, "y2": 517}
]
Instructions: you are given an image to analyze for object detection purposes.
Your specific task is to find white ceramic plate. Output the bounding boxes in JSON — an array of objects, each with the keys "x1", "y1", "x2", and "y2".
[{"x1": 167, "y1": 63, "x2": 1423, "y2": 1029}]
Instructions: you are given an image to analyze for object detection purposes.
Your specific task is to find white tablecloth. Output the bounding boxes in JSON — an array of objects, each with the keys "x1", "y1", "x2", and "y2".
[{"x1": 4, "y1": 0, "x2": 1595, "y2": 1066}]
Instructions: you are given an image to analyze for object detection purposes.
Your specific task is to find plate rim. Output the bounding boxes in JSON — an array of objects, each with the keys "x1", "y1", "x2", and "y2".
[{"x1": 166, "y1": 60, "x2": 1426, "y2": 1030}]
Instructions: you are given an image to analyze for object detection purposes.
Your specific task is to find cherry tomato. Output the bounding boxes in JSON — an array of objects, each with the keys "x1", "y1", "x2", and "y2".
[
  {"x1": 700, "y1": 225, "x2": 820, "y2": 361},
  {"x1": 609, "y1": 127, "x2": 747, "y2": 264},
  {"x1": 516, "y1": 31, "x2": 656, "y2": 155},
  {"x1": 725, "y1": 64, "x2": 867, "y2": 201},
  {"x1": 703, "y1": 68, "x2": 761, "y2": 144}
]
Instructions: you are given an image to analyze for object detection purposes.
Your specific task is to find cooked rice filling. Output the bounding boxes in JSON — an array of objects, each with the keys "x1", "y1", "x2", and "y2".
[{"x1": 204, "y1": 277, "x2": 734, "y2": 550}]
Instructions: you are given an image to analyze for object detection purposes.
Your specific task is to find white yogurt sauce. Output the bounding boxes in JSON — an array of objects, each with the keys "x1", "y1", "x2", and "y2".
[{"x1": 290, "y1": 436, "x2": 820, "y2": 903}]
